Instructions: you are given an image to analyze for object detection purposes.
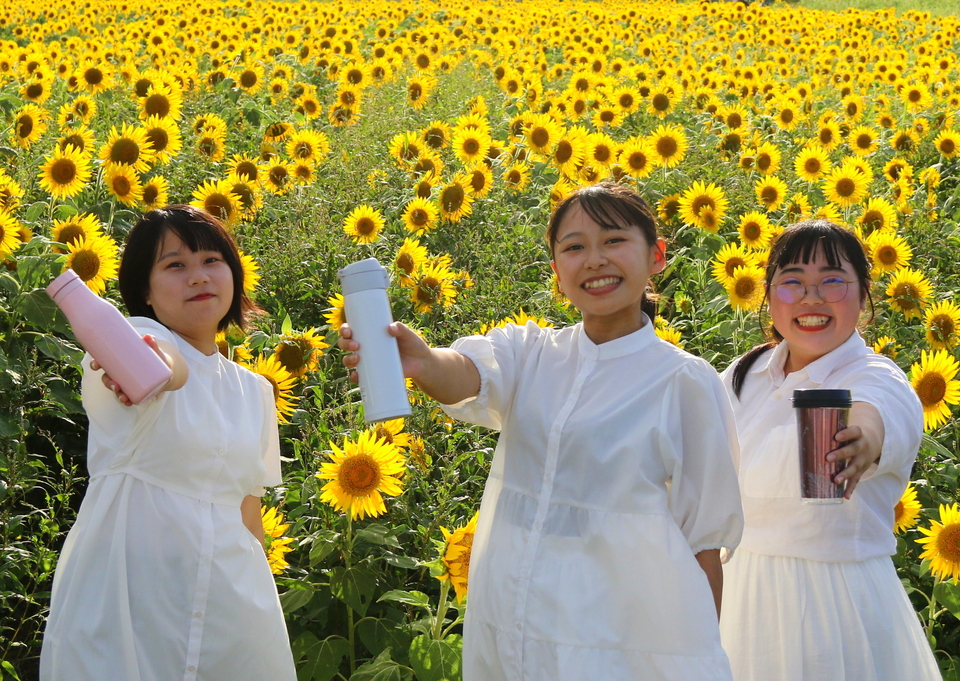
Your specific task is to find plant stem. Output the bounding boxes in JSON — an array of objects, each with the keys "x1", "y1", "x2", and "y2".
[
  {"x1": 432, "y1": 578, "x2": 451, "y2": 640},
  {"x1": 345, "y1": 514, "x2": 356, "y2": 675}
]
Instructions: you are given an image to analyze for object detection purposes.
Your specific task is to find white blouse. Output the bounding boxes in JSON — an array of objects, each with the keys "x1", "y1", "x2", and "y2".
[
  {"x1": 443, "y1": 319, "x2": 743, "y2": 681},
  {"x1": 40, "y1": 317, "x2": 296, "y2": 681},
  {"x1": 719, "y1": 331, "x2": 923, "y2": 563}
]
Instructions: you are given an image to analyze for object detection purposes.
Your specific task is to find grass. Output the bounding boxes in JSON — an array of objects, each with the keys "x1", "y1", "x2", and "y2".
[{"x1": 789, "y1": 0, "x2": 960, "y2": 15}]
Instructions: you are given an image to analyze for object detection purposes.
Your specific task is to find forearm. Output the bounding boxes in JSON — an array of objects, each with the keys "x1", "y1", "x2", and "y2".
[
  {"x1": 849, "y1": 401, "x2": 884, "y2": 463},
  {"x1": 156, "y1": 339, "x2": 189, "y2": 392},
  {"x1": 695, "y1": 549, "x2": 723, "y2": 619},
  {"x1": 241, "y1": 495, "x2": 266, "y2": 551},
  {"x1": 411, "y1": 348, "x2": 481, "y2": 405}
]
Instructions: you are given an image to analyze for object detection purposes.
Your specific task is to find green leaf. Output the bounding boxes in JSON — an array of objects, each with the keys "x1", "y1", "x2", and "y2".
[
  {"x1": 356, "y1": 523, "x2": 401, "y2": 548},
  {"x1": 921, "y1": 433, "x2": 953, "y2": 459},
  {"x1": 279, "y1": 585, "x2": 316, "y2": 613},
  {"x1": 350, "y1": 649, "x2": 404, "y2": 681},
  {"x1": 295, "y1": 635, "x2": 350, "y2": 681},
  {"x1": 0, "y1": 272, "x2": 20, "y2": 296},
  {"x1": 15, "y1": 256, "x2": 53, "y2": 290},
  {"x1": 244, "y1": 106, "x2": 262, "y2": 127},
  {"x1": 281, "y1": 313, "x2": 294, "y2": 336},
  {"x1": 357, "y1": 615, "x2": 412, "y2": 666},
  {"x1": 55, "y1": 204, "x2": 79, "y2": 219},
  {"x1": 329, "y1": 565, "x2": 377, "y2": 616},
  {"x1": 378, "y1": 590, "x2": 432, "y2": 610},
  {"x1": 24, "y1": 201, "x2": 48, "y2": 224},
  {"x1": 408, "y1": 634, "x2": 462, "y2": 681},
  {"x1": 382, "y1": 552, "x2": 418, "y2": 569},
  {"x1": 44, "y1": 378, "x2": 84, "y2": 415},
  {"x1": 17, "y1": 290, "x2": 59, "y2": 329},
  {"x1": 934, "y1": 580, "x2": 960, "y2": 620},
  {"x1": 309, "y1": 530, "x2": 340, "y2": 566},
  {"x1": 34, "y1": 335, "x2": 83, "y2": 365},
  {"x1": 1, "y1": 659, "x2": 23, "y2": 681}
]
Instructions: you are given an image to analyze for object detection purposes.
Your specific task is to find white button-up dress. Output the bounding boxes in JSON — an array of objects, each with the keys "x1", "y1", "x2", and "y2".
[
  {"x1": 443, "y1": 320, "x2": 743, "y2": 681},
  {"x1": 40, "y1": 317, "x2": 296, "y2": 681}
]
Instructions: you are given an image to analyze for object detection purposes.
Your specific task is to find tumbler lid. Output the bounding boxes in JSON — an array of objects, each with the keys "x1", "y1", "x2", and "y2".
[
  {"x1": 338, "y1": 258, "x2": 390, "y2": 294},
  {"x1": 791, "y1": 389, "x2": 852, "y2": 409},
  {"x1": 46, "y1": 268, "x2": 83, "y2": 301}
]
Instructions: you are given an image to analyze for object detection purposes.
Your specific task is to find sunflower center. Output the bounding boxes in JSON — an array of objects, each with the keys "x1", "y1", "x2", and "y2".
[
  {"x1": 619, "y1": 93, "x2": 634, "y2": 109},
  {"x1": 111, "y1": 138, "x2": 140, "y2": 165},
  {"x1": 780, "y1": 109, "x2": 794, "y2": 124},
  {"x1": 470, "y1": 171, "x2": 486, "y2": 192},
  {"x1": 463, "y1": 138, "x2": 480, "y2": 155},
  {"x1": 62, "y1": 134, "x2": 86, "y2": 152},
  {"x1": 876, "y1": 246, "x2": 898, "y2": 265},
  {"x1": 805, "y1": 158, "x2": 821, "y2": 174},
  {"x1": 652, "y1": 93, "x2": 670, "y2": 112},
  {"x1": 397, "y1": 253, "x2": 415, "y2": 274},
  {"x1": 555, "y1": 140, "x2": 573, "y2": 164},
  {"x1": 146, "y1": 128, "x2": 169, "y2": 152},
  {"x1": 909, "y1": 90, "x2": 922, "y2": 103},
  {"x1": 235, "y1": 161, "x2": 258, "y2": 180},
  {"x1": 627, "y1": 151, "x2": 648, "y2": 171},
  {"x1": 931, "y1": 314, "x2": 956, "y2": 341},
  {"x1": 409, "y1": 83, "x2": 423, "y2": 100},
  {"x1": 204, "y1": 193, "x2": 233, "y2": 221},
  {"x1": 530, "y1": 127, "x2": 550, "y2": 148},
  {"x1": 50, "y1": 158, "x2": 78, "y2": 185},
  {"x1": 755, "y1": 154, "x2": 771, "y2": 172},
  {"x1": 735, "y1": 277, "x2": 756, "y2": 298},
  {"x1": 941, "y1": 138, "x2": 956, "y2": 155},
  {"x1": 338, "y1": 454, "x2": 381, "y2": 496},
  {"x1": 819, "y1": 129, "x2": 834, "y2": 144},
  {"x1": 276, "y1": 343, "x2": 306, "y2": 373},
  {"x1": 915, "y1": 372, "x2": 947, "y2": 407},
  {"x1": 339, "y1": 90, "x2": 356, "y2": 106},
  {"x1": 425, "y1": 129, "x2": 445, "y2": 149},
  {"x1": 856, "y1": 134, "x2": 872, "y2": 149},
  {"x1": 936, "y1": 524, "x2": 960, "y2": 562},
  {"x1": 145, "y1": 94, "x2": 170, "y2": 118},
  {"x1": 894, "y1": 501, "x2": 905, "y2": 523},
  {"x1": 294, "y1": 142, "x2": 312, "y2": 158},
  {"x1": 374, "y1": 426, "x2": 394, "y2": 444},
  {"x1": 112, "y1": 175, "x2": 132, "y2": 197},
  {"x1": 84, "y1": 68, "x2": 103, "y2": 85},
  {"x1": 240, "y1": 70, "x2": 258, "y2": 88},
  {"x1": 143, "y1": 184, "x2": 159, "y2": 205},
  {"x1": 135, "y1": 78, "x2": 153, "y2": 97},
  {"x1": 743, "y1": 222, "x2": 761, "y2": 241},
  {"x1": 725, "y1": 257, "x2": 746, "y2": 278},
  {"x1": 72, "y1": 249, "x2": 101, "y2": 281},
  {"x1": 656, "y1": 136, "x2": 678, "y2": 158},
  {"x1": 761, "y1": 186, "x2": 779, "y2": 204},
  {"x1": 835, "y1": 178, "x2": 855, "y2": 197},
  {"x1": 506, "y1": 170, "x2": 521, "y2": 185},
  {"x1": 269, "y1": 166, "x2": 289, "y2": 186},
  {"x1": 58, "y1": 225, "x2": 86, "y2": 245},
  {"x1": 355, "y1": 217, "x2": 376, "y2": 235},
  {"x1": 691, "y1": 196, "x2": 715, "y2": 215},
  {"x1": 594, "y1": 145, "x2": 611, "y2": 164},
  {"x1": 893, "y1": 283, "x2": 919, "y2": 310},
  {"x1": 416, "y1": 277, "x2": 441, "y2": 304},
  {"x1": 442, "y1": 185, "x2": 465, "y2": 212},
  {"x1": 232, "y1": 184, "x2": 255, "y2": 209},
  {"x1": 26, "y1": 82, "x2": 43, "y2": 99},
  {"x1": 347, "y1": 68, "x2": 363, "y2": 84},
  {"x1": 17, "y1": 115, "x2": 34, "y2": 139},
  {"x1": 416, "y1": 182, "x2": 432, "y2": 199}
]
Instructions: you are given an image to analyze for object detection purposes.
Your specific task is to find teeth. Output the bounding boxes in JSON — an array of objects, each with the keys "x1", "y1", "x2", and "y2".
[
  {"x1": 583, "y1": 277, "x2": 621, "y2": 290},
  {"x1": 797, "y1": 315, "x2": 830, "y2": 327}
]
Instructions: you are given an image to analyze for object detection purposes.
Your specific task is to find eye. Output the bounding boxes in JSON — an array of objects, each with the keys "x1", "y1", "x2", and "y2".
[
  {"x1": 777, "y1": 277, "x2": 803, "y2": 287},
  {"x1": 606, "y1": 236, "x2": 626, "y2": 244},
  {"x1": 562, "y1": 243, "x2": 583, "y2": 252},
  {"x1": 205, "y1": 255, "x2": 222, "y2": 264},
  {"x1": 166, "y1": 260, "x2": 184, "y2": 268},
  {"x1": 821, "y1": 276, "x2": 845, "y2": 285}
]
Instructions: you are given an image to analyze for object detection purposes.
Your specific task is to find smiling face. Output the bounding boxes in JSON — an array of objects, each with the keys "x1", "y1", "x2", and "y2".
[
  {"x1": 146, "y1": 230, "x2": 234, "y2": 353},
  {"x1": 551, "y1": 202, "x2": 665, "y2": 343},
  {"x1": 768, "y1": 249, "x2": 864, "y2": 373}
]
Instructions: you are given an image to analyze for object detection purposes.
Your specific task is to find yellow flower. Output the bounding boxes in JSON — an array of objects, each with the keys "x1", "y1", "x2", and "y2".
[
  {"x1": 403, "y1": 198, "x2": 439, "y2": 235},
  {"x1": 452, "y1": 127, "x2": 492, "y2": 168},
  {"x1": 64, "y1": 234, "x2": 120, "y2": 295},
  {"x1": 407, "y1": 74, "x2": 437, "y2": 110},
  {"x1": 316, "y1": 431, "x2": 405, "y2": 520},
  {"x1": 649, "y1": 124, "x2": 688, "y2": 168},
  {"x1": 410, "y1": 263, "x2": 458, "y2": 314},
  {"x1": 893, "y1": 484, "x2": 922, "y2": 534},
  {"x1": 872, "y1": 335, "x2": 899, "y2": 359},
  {"x1": 726, "y1": 265, "x2": 766, "y2": 311},
  {"x1": 924, "y1": 301, "x2": 960, "y2": 351},
  {"x1": 141, "y1": 176, "x2": 170, "y2": 212},
  {"x1": 104, "y1": 164, "x2": 143, "y2": 207},
  {"x1": 263, "y1": 162, "x2": 293, "y2": 195},
  {"x1": 654, "y1": 317, "x2": 683, "y2": 348},
  {"x1": 139, "y1": 82, "x2": 183, "y2": 121},
  {"x1": 737, "y1": 212, "x2": 773, "y2": 250},
  {"x1": 679, "y1": 181, "x2": 729, "y2": 230},
  {"x1": 617, "y1": 138, "x2": 655, "y2": 180},
  {"x1": 886, "y1": 267, "x2": 933, "y2": 320},
  {"x1": 822, "y1": 166, "x2": 869, "y2": 208},
  {"x1": 917, "y1": 503, "x2": 960, "y2": 581},
  {"x1": 389, "y1": 131, "x2": 425, "y2": 168},
  {"x1": 754, "y1": 142, "x2": 781, "y2": 176},
  {"x1": 286, "y1": 129, "x2": 330, "y2": 166},
  {"x1": 100, "y1": 123, "x2": 155, "y2": 173},
  {"x1": 142, "y1": 115, "x2": 182, "y2": 164},
  {"x1": 243, "y1": 354, "x2": 299, "y2": 423},
  {"x1": 39, "y1": 145, "x2": 91, "y2": 200},
  {"x1": 11, "y1": 103, "x2": 48, "y2": 148},
  {"x1": 395, "y1": 238, "x2": 429, "y2": 287},
  {"x1": 910, "y1": 350, "x2": 960, "y2": 431},
  {"x1": 260, "y1": 505, "x2": 295, "y2": 575},
  {"x1": 274, "y1": 328, "x2": 328, "y2": 377},
  {"x1": 866, "y1": 230, "x2": 912, "y2": 275},
  {"x1": 0, "y1": 211, "x2": 22, "y2": 258},
  {"x1": 369, "y1": 418, "x2": 412, "y2": 452},
  {"x1": 343, "y1": 205, "x2": 384, "y2": 244},
  {"x1": 934, "y1": 130, "x2": 960, "y2": 159},
  {"x1": 51, "y1": 213, "x2": 103, "y2": 253},
  {"x1": 524, "y1": 114, "x2": 562, "y2": 155},
  {"x1": 856, "y1": 198, "x2": 898, "y2": 233},
  {"x1": 323, "y1": 294, "x2": 346, "y2": 332},
  {"x1": 437, "y1": 512, "x2": 479, "y2": 602},
  {"x1": 503, "y1": 161, "x2": 532, "y2": 192},
  {"x1": 438, "y1": 177, "x2": 474, "y2": 223},
  {"x1": 755, "y1": 176, "x2": 788, "y2": 212},
  {"x1": 712, "y1": 243, "x2": 757, "y2": 285},
  {"x1": 191, "y1": 178, "x2": 241, "y2": 227},
  {"x1": 794, "y1": 145, "x2": 832, "y2": 182},
  {"x1": 422, "y1": 121, "x2": 451, "y2": 150},
  {"x1": 848, "y1": 126, "x2": 879, "y2": 156},
  {"x1": 238, "y1": 250, "x2": 261, "y2": 294}
]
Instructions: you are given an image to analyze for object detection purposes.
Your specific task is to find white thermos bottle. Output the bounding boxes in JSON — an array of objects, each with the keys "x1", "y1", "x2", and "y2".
[{"x1": 337, "y1": 258, "x2": 411, "y2": 423}]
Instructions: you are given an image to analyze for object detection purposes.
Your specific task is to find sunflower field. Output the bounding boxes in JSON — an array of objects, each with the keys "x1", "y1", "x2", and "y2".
[{"x1": 2, "y1": 0, "x2": 960, "y2": 678}]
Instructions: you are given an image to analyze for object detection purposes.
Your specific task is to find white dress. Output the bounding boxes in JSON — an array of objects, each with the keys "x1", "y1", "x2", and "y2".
[
  {"x1": 40, "y1": 317, "x2": 297, "y2": 681},
  {"x1": 442, "y1": 319, "x2": 743, "y2": 681},
  {"x1": 719, "y1": 332, "x2": 941, "y2": 681}
]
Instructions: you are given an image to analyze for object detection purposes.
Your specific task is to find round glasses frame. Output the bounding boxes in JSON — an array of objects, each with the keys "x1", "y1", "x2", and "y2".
[{"x1": 770, "y1": 277, "x2": 856, "y2": 304}]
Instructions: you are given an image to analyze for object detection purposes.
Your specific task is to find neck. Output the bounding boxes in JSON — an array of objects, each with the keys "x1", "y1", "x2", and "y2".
[{"x1": 582, "y1": 309, "x2": 646, "y2": 345}]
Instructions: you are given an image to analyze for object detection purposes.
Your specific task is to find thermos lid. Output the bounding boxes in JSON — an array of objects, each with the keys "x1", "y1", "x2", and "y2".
[
  {"x1": 338, "y1": 258, "x2": 390, "y2": 295},
  {"x1": 791, "y1": 389, "x2": 852, "y2": 409},
  {"x1": 46, "y1": 268, "x2": 83, "y2": 301}
]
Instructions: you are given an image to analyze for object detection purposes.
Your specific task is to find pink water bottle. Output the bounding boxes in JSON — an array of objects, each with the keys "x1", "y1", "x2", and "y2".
[{"x1": 46, "y1": 269, "x2": 172, "y2": 404}]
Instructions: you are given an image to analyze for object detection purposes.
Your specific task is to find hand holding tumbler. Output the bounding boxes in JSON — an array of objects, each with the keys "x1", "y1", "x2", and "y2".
[
  {"x1": 338, "y1": 258, "x2": 411, "y2": 424},
  {"x1": 46, "y1": 269, "x2": 172, "y2": 405},
  {"x1": 792, "y1": 389, "x2": 852, "y2": 503}
]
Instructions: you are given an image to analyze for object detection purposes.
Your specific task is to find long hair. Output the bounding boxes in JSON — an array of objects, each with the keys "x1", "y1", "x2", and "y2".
[{"x1": 730, "y1": 219, "x2": 873, "y2": 398}]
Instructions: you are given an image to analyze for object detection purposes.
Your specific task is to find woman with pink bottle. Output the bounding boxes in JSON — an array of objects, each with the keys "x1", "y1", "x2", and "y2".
[{"x1": 40, "y1": 206, "x2": 296, "y2": 681}]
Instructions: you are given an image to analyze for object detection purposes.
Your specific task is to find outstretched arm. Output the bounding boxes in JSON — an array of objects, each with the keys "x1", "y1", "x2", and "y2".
[
  {"x1": 338, "y1": 322, "x2": 480, "y2": 406},
  {"x1": 827, "y1": 401, "x2": 885, "y2": 499},
  {"x1": 91, "y1": 334, "x2": 188, "y2": 406}
]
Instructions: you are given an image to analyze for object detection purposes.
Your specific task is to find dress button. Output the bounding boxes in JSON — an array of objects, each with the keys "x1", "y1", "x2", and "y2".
[
  {"x1": 217, "y1": 448, "x2": 225, "y2": 457},
  {"x1": 187, "y1": 666, "x2": 196, "y2": 672},
  {"x1": 194, "y1": 611, "x2": 203, "y2": 618}
]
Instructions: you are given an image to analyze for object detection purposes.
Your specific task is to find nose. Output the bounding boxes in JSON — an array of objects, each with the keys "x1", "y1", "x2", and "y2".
[
  {"x1": 800, "y1": 283, "x2": 825, "y2": 303},
  {"x1": 584, "y1": 247, "x2": 608, "y2": 270},
  {"x1": 187, "y1": 265, "x2": 210, "y2": 286}
]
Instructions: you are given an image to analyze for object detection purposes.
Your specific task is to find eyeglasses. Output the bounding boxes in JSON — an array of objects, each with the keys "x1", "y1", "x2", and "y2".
[{"x1": 771, "y1": 276, "x2": 856, "y2": 304}]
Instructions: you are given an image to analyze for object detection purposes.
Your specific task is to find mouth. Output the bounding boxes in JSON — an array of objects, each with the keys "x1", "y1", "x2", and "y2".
[
  {"x1": 581, "y1": 276, "x2": 622, "y2": 293},
  {"x1": 189, "y1": 293, "x2": 216, "y2": 302},
  {"x1": 794, "y1": 314, "x2": 831, "y2": 331}
]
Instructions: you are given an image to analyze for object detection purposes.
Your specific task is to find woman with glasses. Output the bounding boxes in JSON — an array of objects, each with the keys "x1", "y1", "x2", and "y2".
[{"x1": 717, "y1": 219, "x2": 941, "y2": 681}]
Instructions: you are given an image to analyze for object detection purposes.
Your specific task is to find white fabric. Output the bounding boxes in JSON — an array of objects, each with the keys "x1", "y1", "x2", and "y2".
[
  {"x1": 40, "y1": 317, "x2": 296, "y2": 681},
  {"x1": 442, "y1": 319, "x2": 743, "y2": 681},
  {"x1": 719, "y1": 331, "x2": 940, "y2": 681}
]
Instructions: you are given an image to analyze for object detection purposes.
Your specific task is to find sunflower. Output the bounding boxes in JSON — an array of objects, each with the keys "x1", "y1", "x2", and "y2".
[
  {"x1": 437, "y1": 512, "x2": 478, "y2": 602},
  {"x1": 135, "y1": 115, "x2": 181, "y2": 164},
  {"x1": 235, "y1": 63, "x2": 264, "y2": 94},
  {"x1": 237, "y1": 249, "x2": 261, "y2": 294},
  {"x1": 77, "y1": 59, "x2": 112, "y2": 94},
  {"x1": 866, "y1": 230, "x2": 912, "y2": 275},
  {"x1": 890, "y1": 128, "x2": 918, "y2": 154},
  {"x1": 422, "y1": 120, "x2": 451, "y2": 150},
  {"x1": 70, "y1": 94, "x2": 97, "y2": 125},
  {"x1": 38, "y1": 144, "x2": 91, "y2": 200},
  {"x1": 793, "y1": 145, "x2": 831, "y2": 182},
  {"x1": 438, "y1": 177, "x2": 474, "y2": 223},
  {"x1": 452, "y1": 127, "x2": 492, "y2": 168},
  {"x1": 141, "y1": 175, "x2": 170, "y2": 211},
  {"x1": 64, "y1": 233, "x2": 120, "y2": 295},
  {"x1": 783, "y1": 193, "x2": 812, "y2": 222},
  {"x1": 262, "y1": 121, "x2": 292, "y2": 143},
  {"x1": 711, "y1": 243, "x2": 757, "y2": 285},
  {"x1": 872, "y1": 335, "x2": 899, "y2": 359},
  {"x1": 773, "y1": 101, "x2": 801, "y2": 131},
  {"x1": 263, "y1": 162, "x2": 293, "y2": 195},
  {"x1": 323, "y1": 293, "x2": 346, "y2": 331},
  {"x1": 815, "y1": 119, "x2": 842, "y2": 150},
  {"x1": 886, "y1": 268, "x2": 933, "y2": 320},
  {"x1": 918, "y1": 503, "x2": 960, "y2": 581},
  {"x1": 0, "y1": 211, "x2": 21, "y2": 258},
  {"x1": 195, "y1": 126, "x2": 226, "y2": 163},
  {"x1": 394, "y1": 237, "x2": 429, "y2": 287},
  {"x1": 410, "y1": 263, "x2": 458, "y2": 314},
  {"x1": 848, "y1": 126, "x2": 879, "y2": 156},
  {"x1": 244, "y1": 354, "x2": 299, "y2": 422},
  {"x1": 274, "y1": 328, "x2": 328, "y2": 377},
  {"x1": 260, "y1": 505, "x2": 294, "y2": 575},
  {"x1": 738, "y1": 212, "x2": 773, "y2": 250},
  {"x1": 187, "y1": 178, "x2": 238, "y2": 227},
  {"x1": 883, "y1": 158, "x2": 913, "y2": 184},
  {"x1": 679, "y1": 181, "x2": 729, "y2": 230},
  {"x1": 503, "y1": 161, "x2": 532, "y2": 193},
  {"x1": 286, "y1": 129, "x2": 330, "y2": 165},
  {"x1": 316, "y1": 431, "x2": 405, "y2": 520},
  {"x1": 901, "y1": 82, "x2": 931, "y2": 113},
  {"x1": 658, "y1": 194, "x2": 682, "y2": 224},
  {"x1": 617, "y1": 138, "x2": 655, "y2": 179},
  {"x1": 934, "y1": 130, "x2": 960, "y2": 159},
  {"x1": 822, "y1": 166, "x2": 869, "y2": 208},
  {"x1": 924, "y1": 301, "x2": 960, "y2": 351},
  {"x1": 587, "y1": 133, "x2": 617, "y2": 169},
  {"x1": 11, "y1": 103, "x2": 48, "y2": 148},
  {"x1": 370, "y1": 418, "x2": 413, "y2": 452},
  {"x1": 649, "y1": 124, "x2": 688, "y2": 167},
  {"x1": 654, "y1": 318, "x2": 683, "y2": 348},
  {"x1": 139, "y1": 83, "x2": 183, "y2": 121},
  {"x1": 104, "y1": 164, "x2": 143, "y2": 207},
  {"x1": 100, "y1": 123, "x2": 155, "y2": 172},
  {"x1": 403, "y1": 198, "x2": 439, "y2": 235},
  {"x1": 57, "y1": 125, "x2": 96, "y2": 156},
  {"x1": 551, "y1": 129, "x2": 588, "y2": 178},
  {"x1": 466, "y1": 166, "x2": 493, "y2": 198},
  {"x1": 51, "y1": 213, "x2": 103, "y2": 253},
  {"x1": 343, "y1": 205, "x2": 384, "y2": 244},
  {"x1": 411, "y1": 152, "x2": 444, "y2": 179},
  {"x1": 755, "y1": 176, "x2": 788, "y2": 212},
  {"x1": 407, "y1": 74, "x2": 437, "y2": 110},
  {"x1": 856, "y1": 198, "x2": 898, "y2": 233},
  {"x1": 726, "y1": 265, "x2": 766, "y2": 311},
  {"x1": 226, "y1": 155, "x2": 262, "y2": 183},
  {"x1": 753, "y1": 142, "x2": 781, "y2": 176},
  {"x1": 524, "y1": 114, "x2": 562, "y2": 155},
  {"x1": 894, "y1": 484, "x2": 922, "y2": 534}
]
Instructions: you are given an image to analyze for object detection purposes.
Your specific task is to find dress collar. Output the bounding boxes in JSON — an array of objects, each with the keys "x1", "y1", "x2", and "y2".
[
  {"x1": 752, "y1": 331, "x2": 869, "y2": 385},
  {"x1": 577, "y1": 314, "x2": 658, "y2": 361},
  {"x1": 173, "y1": 331, "x2": 223, "y2": 373}
]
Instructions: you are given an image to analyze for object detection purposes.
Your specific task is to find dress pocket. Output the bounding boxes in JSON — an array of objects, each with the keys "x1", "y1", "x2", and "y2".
[{"x1": 741, "y1": 423, "x2": 801, "y2": 498}]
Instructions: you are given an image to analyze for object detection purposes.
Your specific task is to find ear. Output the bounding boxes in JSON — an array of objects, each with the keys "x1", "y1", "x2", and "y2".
[
  {"x1": 550, "y1": 260, "x2": 562, "y2": 293},
  {"x1": 650, "y1": 238, "x2": 667, "y2": 275}
]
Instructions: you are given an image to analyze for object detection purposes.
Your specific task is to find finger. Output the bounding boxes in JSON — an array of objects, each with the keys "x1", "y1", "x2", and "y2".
[
  {"x1": 90, "y1": 359, "x2": 100, "y2": 371},
  {"x1": 349, "y1": 370, "x2": 359, "y2": 385},
  {"x1": 388, "y1": 322, "x2": 403, "y2": 337},
  {"x1": 343, "y1": 353, "x2": 360, "y2": 368},
  {"x1": 337, "y1": 338, "x2": 359, "y2": 352},
  {"x1": 826, "y1": 441, "x2": 860, "y2": 462},
  {"x1": 834, "y1": 425, "x2": 861, "y2": 442},
  {"x1": 339, "y1": 323, "x2": 352, "y2": 339}
]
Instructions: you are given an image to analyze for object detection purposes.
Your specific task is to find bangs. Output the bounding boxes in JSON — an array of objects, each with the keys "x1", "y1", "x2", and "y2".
[
  {"x1": 577, "y1": 190, "x2": 651, "y2": 232},
  {"x1": 768, "y1": 219, "x2": 869, "y2": 284},
  {"x1": 155, "y1": 210, "x2": 232, "y2": 259}
]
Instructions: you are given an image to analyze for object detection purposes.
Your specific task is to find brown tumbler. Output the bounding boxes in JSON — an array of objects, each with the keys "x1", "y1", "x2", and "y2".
[{"x1": 792, "y1": 389, "x2": 852, "y2": 503}]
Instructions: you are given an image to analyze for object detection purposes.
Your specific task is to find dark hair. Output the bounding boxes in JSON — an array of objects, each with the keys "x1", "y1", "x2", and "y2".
[
  {"x1": 119, "y1": 205, "x2": 259, "y2": 331},
  {"x1": 547, "y1": 182, "x2": 661, "y2": 320},
  {"x1": 731, "y1": 219, "x2": 873, "y2": 398}
]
